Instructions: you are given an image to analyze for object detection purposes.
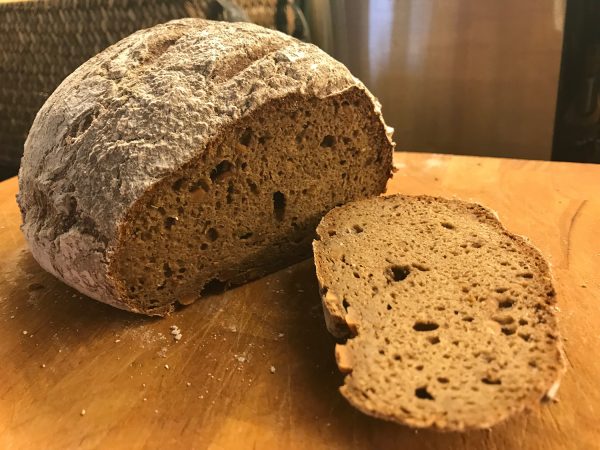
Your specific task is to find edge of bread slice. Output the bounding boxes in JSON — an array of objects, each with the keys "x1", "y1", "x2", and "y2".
[{"x1": 313, "y1": 194, "x2": 565, "y2": 431}]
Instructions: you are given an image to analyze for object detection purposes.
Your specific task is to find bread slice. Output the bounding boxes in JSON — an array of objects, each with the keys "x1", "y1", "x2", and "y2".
[
  {"x1": 17, "y1": 19, "x2": 394, "y2": 315},
  {"x1": 313, "y1": 194, "x2": 564, "y2": 431}
]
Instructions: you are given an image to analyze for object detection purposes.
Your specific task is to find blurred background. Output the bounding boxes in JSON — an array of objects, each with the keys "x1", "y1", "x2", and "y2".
[{"x1": 0, "y1": 0, "x2": 598, "y2": 182}]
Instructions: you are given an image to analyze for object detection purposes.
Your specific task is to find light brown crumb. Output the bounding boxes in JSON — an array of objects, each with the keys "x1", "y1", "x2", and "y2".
[
  {"x1": 80, "y1": 409, "x2": 86, "y2": 416},
  {"x1": 22, "y1": 330, "x2": 28, "y2": 335},
  {"x1": 186, "y1": 382, "x2": 191, "y2": 387},
  {"x1": 270, "y1": 365, "x2": 276, "y2": 374},
  {"x1": 41, "y1": 364, "x2": 46, "y2": 368},
  {"x1": 114, "y1": 339, "x2": 121, "y2": 343},
  {"x1": 143, "y1": 398, "x2": 147, "y2": 402},
  {"x1": 164, "y1": 364, "x2": 170, "y2": 370}
]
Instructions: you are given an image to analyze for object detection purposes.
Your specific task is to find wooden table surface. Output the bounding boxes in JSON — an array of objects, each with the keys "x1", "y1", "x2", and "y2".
[{"x1": 1, "y1": 152, "x2": 599, "y2": 450}]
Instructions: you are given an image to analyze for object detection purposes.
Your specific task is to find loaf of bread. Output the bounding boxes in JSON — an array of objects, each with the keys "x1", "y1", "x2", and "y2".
[
  {"x1": 17, "y1": 19, "x2": 394, "y2": 315},
  {"x1": 313, "y1": 194, "x2": 564, "y2": 431}
]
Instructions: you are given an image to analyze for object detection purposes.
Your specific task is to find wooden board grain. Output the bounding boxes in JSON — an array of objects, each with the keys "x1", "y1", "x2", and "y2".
[{"x1": 1, "y1": 152, "x2": 599, "y2": 449}]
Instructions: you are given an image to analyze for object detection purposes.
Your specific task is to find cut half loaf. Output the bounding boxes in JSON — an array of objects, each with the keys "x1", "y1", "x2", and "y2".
[
  {"x1": 313, "y1": 194, "x2": 564, "y2": 431},
  {"x1": 17, "y1": 19, "x2": 394, "y2": 315}
]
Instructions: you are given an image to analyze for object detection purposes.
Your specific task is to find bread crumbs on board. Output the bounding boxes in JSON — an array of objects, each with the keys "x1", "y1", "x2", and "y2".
[{"x1": 170, "y1": 325, "x2": 182, "y2": 341}]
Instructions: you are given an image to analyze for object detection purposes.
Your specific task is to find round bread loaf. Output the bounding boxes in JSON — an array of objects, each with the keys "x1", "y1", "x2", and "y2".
[{"x1": 17, "y1": 19, "x2": 394, "y2": 315}]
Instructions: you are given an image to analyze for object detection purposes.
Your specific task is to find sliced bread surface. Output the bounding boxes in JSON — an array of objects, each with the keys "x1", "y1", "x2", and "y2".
[{"x1": 313, "y1": 194, "x2": 564, "y2": 431}]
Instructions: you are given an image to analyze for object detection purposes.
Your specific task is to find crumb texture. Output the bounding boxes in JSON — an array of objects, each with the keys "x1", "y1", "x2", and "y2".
[
  {"x1": 313, "y1": 194, "x2": 564, "y2": 431},
  {"x1": 17, "y1": 19, "x2": 393, "y2": 314}
]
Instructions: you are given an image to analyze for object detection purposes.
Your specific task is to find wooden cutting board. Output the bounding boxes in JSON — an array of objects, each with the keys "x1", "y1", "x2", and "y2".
[{"x1": 1, "y1": 152, "x2": 599, "y2": 449}]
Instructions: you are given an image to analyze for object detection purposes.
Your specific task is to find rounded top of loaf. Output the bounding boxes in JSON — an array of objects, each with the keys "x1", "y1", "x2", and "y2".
[{"x1": 18, "y1": 19, "x2": 388, "y2": 247}]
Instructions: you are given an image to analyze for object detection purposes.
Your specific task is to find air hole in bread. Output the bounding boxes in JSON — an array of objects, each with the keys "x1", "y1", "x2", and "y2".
[
  {"x1": 206, "y1": 227, "x2": 219, "y2": 241},
  {"x1": 498, "y1": 298, "x2": 515, "y2": 309},
  {"x1": 239, "y1": 232, "x2": 253, "y2": 240},
  {"x1": 481, "y1": 377, "x2": 502, "y2": 385},
  {"x1": 386, "y1": 265, "x2": 410, "y2": 282},
  {"x1": 519, "y1": 332, "x2": 531, "y2": 342},
  {"x1": 427, "y1": 336, "x2": 440, "y2": 345},
  {"x1": 386, "y1": 303, "x2": 392, "y2": 310},
  {"x1": 501, "y1": 326, "x2": 517, "y2": 336},
  {"x1": 239, "y1": 128, "x2": 253, "y2": 146},
  {"x1": 519, "y1": 272, "x2": 534, "y2": 279},
  {"x1": 200, "y1": 278, "x2": 226, "y2": 297},
  {"x1": 246, "y1": 179, "x2": 259, "y2": 194},
  {"x1": 189, "y1": 179, "x2": 209, "y2": 194},
  {"x1": 519, "y1": 318, "x2": 528, "y2": 325},
  {"x1": 493, "y1": 315, "x2": 515, "y2": 325},
  {"x1": 273, "y1": 191, "x2": 286, "y2": 221},
  {"x1": 320, "y1": 135, "x2": 336, "y2": 148},
  {"x1": 353, "y1": 271, "x2": 360, "y2": 279},
  {"x1": 413, "y1": 321, "x2": 439, "y2": 332},
  {"x1": 328, "y1": 230, "x2": 337, "y2": 237},
  {"x1": 441, "y1": 222, "x2": 455, "y2": 230},
  {"x1": 172, "y1": 178, "x2": 185, "y2": 191},
  {"x1": 164, "y1": 216, "x2": 177, "y2": 230},
  {"x1": 163, "y1": 263, "x2": 173, "y2": 278},
  {"x1": 415, "y1": 386, "x2": 434, "y2": 400},
  {"x1": 210, "y1": 160, "x2": 233, "y2": 182},
  {"x1": 352, "y1": 224, "x2": 364, "y2": 233},
  {"x1": 437, "y1": 377, "x2": 449, "y2": 384},
  {"x1": 495, "y1": 287, "x2": 508, "y2": 293},
  {"x1": 342, "y1": 298, "x2": 350, "y2": 312},
  {"x1": 412, "y1": 263, "x2": 430, "y2": 272},
  {"x1": 462, "y1": 316, "x2": 474, "y2": 322}
]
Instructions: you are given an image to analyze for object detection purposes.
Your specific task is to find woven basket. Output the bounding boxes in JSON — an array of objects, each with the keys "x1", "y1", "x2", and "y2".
[{"x1": 0, "y1": 0, "x2": 308, "y2": 180}]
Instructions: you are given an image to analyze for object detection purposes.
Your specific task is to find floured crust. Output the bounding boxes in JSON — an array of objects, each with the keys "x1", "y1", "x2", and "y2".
[
  {"x1": 313, "y1": 194, "x2": 565, "y2": 431},
  {"x1": 17, "y1": 19, "x2": 393, "y2": 313}
]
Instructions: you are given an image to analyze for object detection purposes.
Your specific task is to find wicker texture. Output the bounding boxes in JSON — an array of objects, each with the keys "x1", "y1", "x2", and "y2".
[{"x1": 0, "y1": 0, "x2": 290, "y2": 180}]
